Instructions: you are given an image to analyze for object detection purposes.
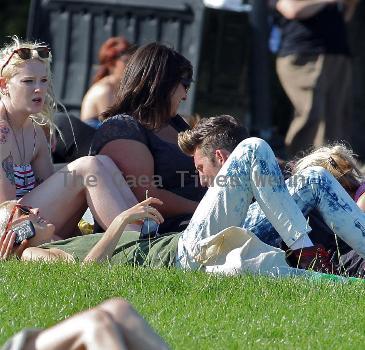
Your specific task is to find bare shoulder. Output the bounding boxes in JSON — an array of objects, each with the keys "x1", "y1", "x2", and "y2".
[
  {"x1": 22, "y1": 246, "x2": 76, "y2": 262},
  {"x1": 100, "y1": 138, "x2": 154, "y2": 175},
  {"x1": 81, "y1": 80, "x2": 115, "y2": 120},
  {"x1": 86, "y1": 78, "x2": 114, "y2": 99},
  {"x1": 101, "y1": 138, "x2": 152, "y2": 159}
]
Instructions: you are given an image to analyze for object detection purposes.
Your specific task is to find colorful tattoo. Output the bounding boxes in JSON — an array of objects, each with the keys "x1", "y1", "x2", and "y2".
[
  {"x1": 2, "y1": 154, "x2": 15, "y2": 185},
  {"x1": 0, "y1": 124, "x2": 10, "y2": 144}
]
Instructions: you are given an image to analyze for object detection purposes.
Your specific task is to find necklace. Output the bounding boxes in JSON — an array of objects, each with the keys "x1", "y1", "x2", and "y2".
[{"x1": 3, "y1": 107, "x2": 28, "y2": 186}]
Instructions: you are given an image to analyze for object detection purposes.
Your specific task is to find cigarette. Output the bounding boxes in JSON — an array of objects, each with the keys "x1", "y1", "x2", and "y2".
[{"x1": 145, "y1": 190, "x2": 150, "y2": 231}]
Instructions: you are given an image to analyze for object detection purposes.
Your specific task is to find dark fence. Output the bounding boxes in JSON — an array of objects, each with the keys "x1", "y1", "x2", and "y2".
[{"x1": 27, "y1": 0, "x2": 251, "y2": 121}]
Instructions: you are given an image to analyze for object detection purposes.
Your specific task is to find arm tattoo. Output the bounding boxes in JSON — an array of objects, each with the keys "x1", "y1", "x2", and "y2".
[
  {"x1": 2, "y1": 154, "x2": 15, "y2": 185},
  {"x1": 0, "y1": 124, "x2": 10, "y2": 144}
]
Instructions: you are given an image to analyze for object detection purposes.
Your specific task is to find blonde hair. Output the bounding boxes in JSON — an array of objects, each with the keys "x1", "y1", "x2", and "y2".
[
  {"x1": 293, "y1": 143, "x2": 364, "y2": 194},
  {"x1": 0, "y1": 200, "x2": 17, "y2": 239},
  {"x1": 0, "y1": 36, "x2": 60, "y2": 139}
]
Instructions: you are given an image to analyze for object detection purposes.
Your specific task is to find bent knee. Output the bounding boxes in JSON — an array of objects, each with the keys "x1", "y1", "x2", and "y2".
[
  {"x1": 70, "y1": 156, "x2": 103, "y2": 174},
  {"x1": 94, "y1": 154, "x2": 114, "y2": 165},
  {"x1": 232, "y1": 137, "x2": 273, "y2": 159},
  {"x1": 295, "y1": 165, "x2": 331, "y2": 179},
  {"x1": 86, "y1": 309, "x2": 115, "y2": 333},
  {"x1": 288, "y1": 166, "x2": 335, "y2": 191},
  {"x1": 101, "y1": 298, "x2": 134, "y2": 318},
  {"x1": 69, "y1": 156, "x2": 96, "y2": 169}
]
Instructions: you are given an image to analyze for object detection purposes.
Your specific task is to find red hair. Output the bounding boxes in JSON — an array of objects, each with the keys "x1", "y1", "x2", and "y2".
[{"x1": 92, "y1": 36, "x2": 131, "y2": 84}]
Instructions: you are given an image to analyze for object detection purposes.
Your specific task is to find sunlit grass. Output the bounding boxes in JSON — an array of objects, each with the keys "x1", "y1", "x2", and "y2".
[{"x1": 1, "y1": 261, "x2": 365, "y2": 349}]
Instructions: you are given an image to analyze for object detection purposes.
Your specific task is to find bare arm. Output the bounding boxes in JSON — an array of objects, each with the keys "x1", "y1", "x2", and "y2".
[
  {"x1": 83, "y1": 197, "x2": 164, "y2": 263},
  {"x1": 0, "y1": 231, "x2": 29, "y2": 260},
  {"x1": 343, "y1": 0, "x2": 359, "y2": 21},
  {"x1": 99, "y1": 139, "x2": 199, "y2": 218},
  {"x1": 0, "y1": 230, "x2": 73, "y2": 262},
  {"x1": 80, "y1": 87, "x2": 99, "y2": 122},
  {"x1": 21, "y1": 246, "x2": 75, "y2": 262},
  {"x1": 0, "y1": 121, "x2": 16, "y2": 202},
  {"x1": 81, "y1": 83, "x2": 115, "y2": 122},
  {"x1": 276, "y1": 0, "x2": 340, "y2": 19},
  {"x1": 4, "y1": 199, "x2": 164, "y2": 264},
  {"x1": 31, "y1": 124, "x2": 54, "y2": 185}
]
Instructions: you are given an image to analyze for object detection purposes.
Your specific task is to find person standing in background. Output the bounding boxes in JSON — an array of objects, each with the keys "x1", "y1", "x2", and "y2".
[{"x1": 275, "y1": 0, "x2": 358, "y2": 157}]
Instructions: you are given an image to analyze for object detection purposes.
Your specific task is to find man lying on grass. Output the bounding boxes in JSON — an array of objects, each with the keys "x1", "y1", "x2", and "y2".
[
  {"x1": 177, "y1": 115, "x2": 365, "y2": 276},
  {"x1": 2, "y1": 115, "x2": 365, "y2": 277}
]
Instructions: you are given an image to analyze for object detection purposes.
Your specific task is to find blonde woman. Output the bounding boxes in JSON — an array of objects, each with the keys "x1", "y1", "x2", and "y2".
[
  {"x1": 0, "y1": 37, "x2": 57, "y2": 200},
  {"x1": 0, "y1": 197, "x2": 164, "y2": 263},
  {"x1": 243, "y1": 142, "x2": 365, "y2": 276},
  {"x1": 0, "y1": 38, "x2": 143, "y2": 239},
  {"x1": 292, "y1": 143, "x2": 365, "y2": 209}
]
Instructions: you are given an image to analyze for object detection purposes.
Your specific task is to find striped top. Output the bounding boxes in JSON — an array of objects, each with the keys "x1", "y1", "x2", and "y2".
[
  {"x1": 14, "y1": 164, "x2": 36, "y2": 198},
  {"x1": 13, "y1": 121, "x2": 37, "y2": 199}
]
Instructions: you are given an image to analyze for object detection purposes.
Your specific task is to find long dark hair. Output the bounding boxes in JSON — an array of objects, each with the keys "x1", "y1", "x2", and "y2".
[{"x1": 102, "y1": 42, "x2": 193, "y2": 130}]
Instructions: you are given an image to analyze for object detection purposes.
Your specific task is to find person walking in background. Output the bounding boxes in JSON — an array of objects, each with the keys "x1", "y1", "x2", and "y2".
[
  {"x1": 80, "y1": 36, "x2": 132, "y2": 128},
  {"x1": 275, "y1": 0, "x2": 358, "y2": 157}
]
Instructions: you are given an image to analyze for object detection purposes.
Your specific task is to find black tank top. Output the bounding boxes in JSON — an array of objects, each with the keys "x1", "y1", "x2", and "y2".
[
  {"x1": 277, "y1": 4, "x2": 350, "y2": 57},
  {"x1": 90, "y1": 114, "x2": 207, "y2": 233}
]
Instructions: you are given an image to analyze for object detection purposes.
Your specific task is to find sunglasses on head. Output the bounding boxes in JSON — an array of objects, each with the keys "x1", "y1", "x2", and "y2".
[
  {"x1": 180, "y1": 77, "x2": 192, "y2": 92},
  {"x1": 5, "y1": 204, "x2": 32, "y2": 235},
  {"x1": 1, "y1": 46, "x2": 50, "y2": 77}
]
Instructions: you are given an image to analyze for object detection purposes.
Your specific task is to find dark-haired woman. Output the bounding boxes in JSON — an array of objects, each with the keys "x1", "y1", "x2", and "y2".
[{"x1": 90, "y1": 42, "x2": 206, "y2": 233}]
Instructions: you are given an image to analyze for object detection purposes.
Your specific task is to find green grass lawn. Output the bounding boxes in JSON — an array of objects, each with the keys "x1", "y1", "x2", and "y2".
[{"x1": 1, "y1": 261, "x2": 365, "y2": 349}]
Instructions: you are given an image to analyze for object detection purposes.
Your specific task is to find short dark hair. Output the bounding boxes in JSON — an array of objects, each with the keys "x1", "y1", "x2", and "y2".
[
  {"x1": 102, "y1": 42, "x2": 193, "y2": 130},
  {"x1": 178, "y1": 115, "x2": 249, "y2": 160}
]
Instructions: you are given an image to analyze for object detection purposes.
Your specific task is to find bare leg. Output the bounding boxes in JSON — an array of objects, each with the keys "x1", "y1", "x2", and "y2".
[
  {"x1": 19, "y1": 156, "x2": 139, "y2": 237},
  {"x1": 15, "y1": 298, "x2": 168, "y2": 350},
  {"x1": 90, "y1": 155, "x2": 140, "y2": 232},
  {"x1": 99, "y1": 299, "x2": 170, "y2": 350},
  {"x1": 95, "y1": 155, "x2": 138, "y2": 207},
  {"x1": 31, "y1": 304, "x2": 127, "y2": 350}
]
